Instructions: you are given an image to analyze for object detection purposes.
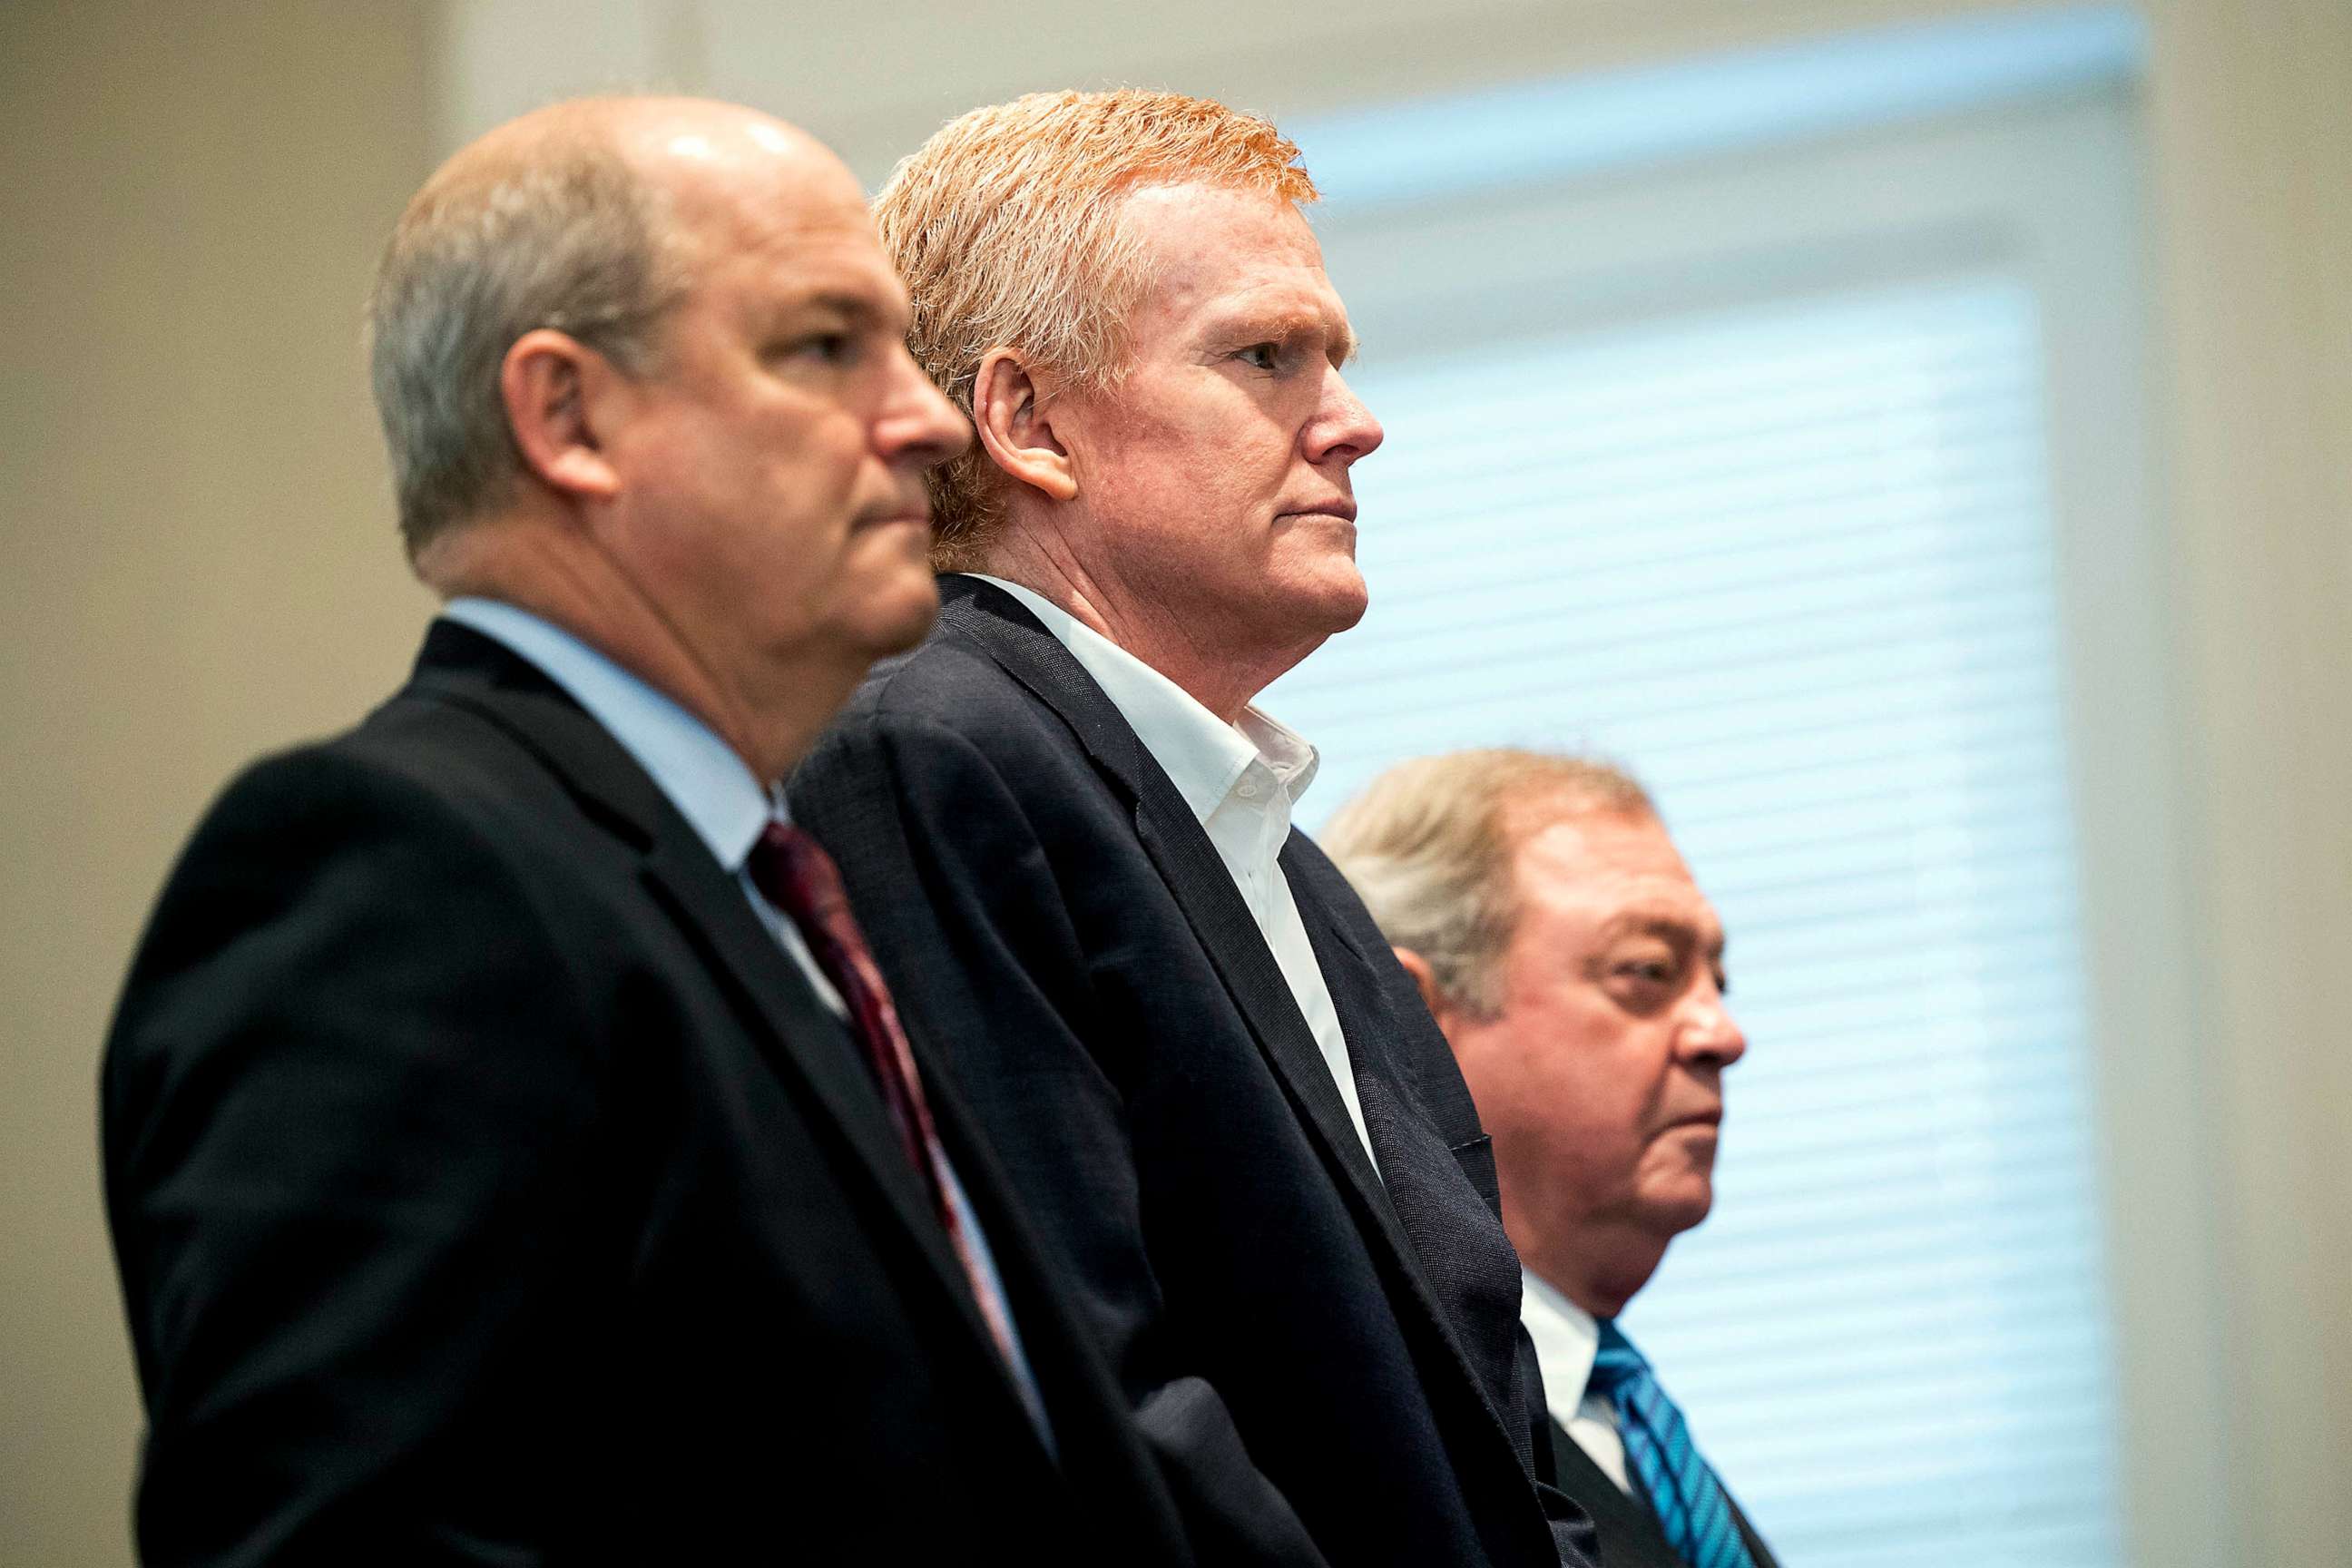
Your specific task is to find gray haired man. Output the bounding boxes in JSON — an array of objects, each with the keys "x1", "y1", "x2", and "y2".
[{"x1": 1325, "y1": 750, "x2": 1779, "y2": 1568}]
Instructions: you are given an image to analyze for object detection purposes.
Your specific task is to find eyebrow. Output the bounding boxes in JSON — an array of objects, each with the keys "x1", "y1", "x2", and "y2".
[
  {"x1": 779, "y1": 289, "x2": 913, "y2": 339},
  {"x1": 1204, "y1": 307, "x2": 1359, "y2": 366},
  {"x1": 1598, "y1": 911, "x2": 1727, "y2": 963},
  {"x1": 1318, "y1": 313, "x2": 1360, "y2": 366},
  {"x1": 799, "y1": 290, "x2": 889, "y2": 324}
]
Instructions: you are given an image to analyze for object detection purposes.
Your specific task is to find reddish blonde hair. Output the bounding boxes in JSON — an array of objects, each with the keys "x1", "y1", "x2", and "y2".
[{"x1": 873, "y1": 89, "x2": 1318, "y2": 568}]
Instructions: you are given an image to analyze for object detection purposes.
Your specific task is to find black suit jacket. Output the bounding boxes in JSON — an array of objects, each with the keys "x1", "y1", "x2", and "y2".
[
  {"x1": 789, "y1": 575, "x2": 1599, "y2": 1568},
  {"x1": 1545, "y1": 1419, "x2": 1779, "y2": 1568},
  {"x1": 103, "y1": 621, "x2": 1194, "y2": 1568}
]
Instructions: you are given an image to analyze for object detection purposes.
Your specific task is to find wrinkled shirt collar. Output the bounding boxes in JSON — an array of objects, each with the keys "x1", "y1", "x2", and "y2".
[{"x1": 970, "y1": 574, "x2": 1319, "y2": 827}]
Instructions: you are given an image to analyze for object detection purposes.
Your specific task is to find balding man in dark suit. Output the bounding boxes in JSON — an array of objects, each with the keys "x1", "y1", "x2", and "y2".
[{"x1": 103, "y1": 94, "x2": 1192, "y2": 1567}]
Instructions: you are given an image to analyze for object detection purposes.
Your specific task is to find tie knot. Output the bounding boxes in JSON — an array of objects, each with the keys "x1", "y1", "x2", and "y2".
[
  {"x1": 1590, "y1": 1318, "x2": 1652, "y2": 1393},
  {"x1": 748, "y1": 819, "x2": 848, "y2": 932}
]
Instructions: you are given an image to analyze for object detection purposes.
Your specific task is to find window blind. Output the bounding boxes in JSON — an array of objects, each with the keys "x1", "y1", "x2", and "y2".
[{"x1": 1272, "y1": 277, "x2": 2124, "y2": 1567}]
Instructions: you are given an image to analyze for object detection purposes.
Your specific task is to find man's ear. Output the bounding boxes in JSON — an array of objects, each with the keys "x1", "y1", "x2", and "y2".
[
  {"x1": 500, "y1": 328, "x2": 628, "y2": 505},
  {"x1": 971, "y1": 348, "x2": 1078, "y2": 503},
  {"x1": 1391, "y1": 946, "x2": 1452, "y2": 1025}
]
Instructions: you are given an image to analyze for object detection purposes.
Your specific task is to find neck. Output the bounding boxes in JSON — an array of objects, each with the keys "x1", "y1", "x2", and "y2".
[
  {"x1": 977, "y1": 525, "x2": 1316, "y2": 726},
  {"x1": 418, "y1": 513, "x2": 856, "y2": 783},
  {"x1": 1509, "y1": 1210, "x2": 1669, "y2": 1321}
]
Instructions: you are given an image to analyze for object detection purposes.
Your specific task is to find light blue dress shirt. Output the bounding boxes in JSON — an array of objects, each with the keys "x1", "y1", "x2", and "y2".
[{"x1": 441, "y1": 598, "x2": 1054, "y2": 1448}]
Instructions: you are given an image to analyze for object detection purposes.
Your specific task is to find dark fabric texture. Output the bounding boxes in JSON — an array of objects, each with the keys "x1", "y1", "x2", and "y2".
[
  {"x1": 103, "y1": 620, "x2": 1194, "y2": 1568},
  {"x1": 1547, "y1": 1418, "x2": 1781, "y2": 1568},
  {"x1": 788, "y1": 574, "x2": 1602, "y2": 1568}
]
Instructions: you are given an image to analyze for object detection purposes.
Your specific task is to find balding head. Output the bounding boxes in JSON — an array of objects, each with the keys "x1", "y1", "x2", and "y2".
[
  {"x1": 364, "y1": 95, "x2": 967, "y2": 783},
  {"x1": 367, "y1": 96, "x2": 851, "y2": 556}
]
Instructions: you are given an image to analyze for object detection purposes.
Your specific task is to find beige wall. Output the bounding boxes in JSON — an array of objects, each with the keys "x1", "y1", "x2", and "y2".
[
  {"x1": 2137, "y1": 3, "x2": 2352, "y2": 1562},
  {"x1": 0, "y1": 4, "x2": 437, "y2": 1563},
  {"x1": 2, "y1": 2, "x2": 2345, "y2": 1564}
]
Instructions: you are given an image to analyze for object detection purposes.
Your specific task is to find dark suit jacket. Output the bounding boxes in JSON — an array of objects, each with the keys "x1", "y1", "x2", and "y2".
[
  {"x1": 1545, "y1": 1419, "x2": 1779, "y2": 1568},
  {"x1": 103, "y1": 621, "x2": 1194, "y2": 1568},
  {"x1": 789, "y1": 575, "x2": 1599, "y2": 1568}
]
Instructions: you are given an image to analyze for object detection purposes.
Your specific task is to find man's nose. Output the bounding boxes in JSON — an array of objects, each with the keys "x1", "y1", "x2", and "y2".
[
  {"x1": 1305, "y1": 368, "x2": 1384, "y2": 466},
  {"x1": 877, "y1": 349, "x2": 972, "y2": 470},
  {"x1": 1680, "y1": 985, "x2": 1747, "y2": 1068}
]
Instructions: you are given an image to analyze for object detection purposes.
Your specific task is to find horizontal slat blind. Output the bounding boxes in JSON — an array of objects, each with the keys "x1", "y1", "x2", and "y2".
[{"x1": 1273, "y1": 277, "x2": 2122, "y2": 1566}]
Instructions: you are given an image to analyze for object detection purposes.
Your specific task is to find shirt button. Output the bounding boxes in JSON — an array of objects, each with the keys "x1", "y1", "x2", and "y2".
[{"x1": 1237, "y1": 781, "x2": 1260, "y2": 799}]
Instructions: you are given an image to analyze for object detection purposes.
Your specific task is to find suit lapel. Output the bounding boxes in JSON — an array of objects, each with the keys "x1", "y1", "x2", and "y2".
[
  {"x1": 1288, "y1": 870, "x2": 1487, "y2": 1163},
  {"x1": 1550, "y1": 1420, "x2": 1683, "y2": 1568},
  {"x1": 937, "y1": 581, "x2": 1400, "y2": 1232},
  {"x1": 1291, "y1": 864, "x2": 1539, "y2": 1459},
  {"x1": 403, "y1": 623, "x2": 1022, "y2": 1398},
  {"x1": 634, "y1": 840, "x2": 951, "y2": 1259},
  {"x1": 1132, "y1": 792, "x2": 1397, "y2": 1204},
  {"x1": 1290, "y1": 871, "x2": 1471, "y2": 1241},
  {"x1": 1547, "y1": 1414, "x2": 1779, "y2": 1568}
]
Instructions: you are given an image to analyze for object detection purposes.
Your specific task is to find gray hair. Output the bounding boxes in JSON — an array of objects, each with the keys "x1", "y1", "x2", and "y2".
[
  {"x1": 365, "y1": 132, "x2": 687, "y2": 554},
  {"x1": 1321, "y1": 749, "x2": 1655, "y2": 1019}
]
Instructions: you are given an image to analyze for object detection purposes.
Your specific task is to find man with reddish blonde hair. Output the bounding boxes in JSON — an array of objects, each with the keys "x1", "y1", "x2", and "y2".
[
  {"x1": 792, "y1": 90, "x2": 1599, "y2": 1568},
  {"x1": 877, "y1": 89, "x2": 1320, "y2": 569}
]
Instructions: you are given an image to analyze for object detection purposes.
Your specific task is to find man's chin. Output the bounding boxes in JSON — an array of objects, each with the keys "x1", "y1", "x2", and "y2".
[
  {"x1": 832, "y1": 533, "x2": 942, "y2": 652},
  {"x1": 866, "y1": 573, "x2": 942, "y2": 656},
  {"x1": 864, "y1": 514, "x2": 936, "y2": 565},
  {"x1": 1305, "y1": 565, "x2": 1370, "y2": 635},
  {"x1": 1637, "y1": 1181, "x2": 1714, "y2": 1237}
]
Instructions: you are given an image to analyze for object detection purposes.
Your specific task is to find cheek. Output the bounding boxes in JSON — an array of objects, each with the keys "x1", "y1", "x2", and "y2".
[
  {"x1": 1464, "y1": 1022, "x2": 1600, "y2": 1142},
  {"x1": 1220, "y1": 398, "x2": 1307, "y2": 490},
  {"x1": 776, "y1": 411, "x2": 871, "y2": 501},
  {"x1": 1095, "y1": 382, "x2": 1291, "y2": 495},
  {"x1": 1524, "y1": 1021, "x2": 1659, "y2": 1148},
  {"x1": 1083, "y1": 452, "x2": 1254, "y2": 582}
]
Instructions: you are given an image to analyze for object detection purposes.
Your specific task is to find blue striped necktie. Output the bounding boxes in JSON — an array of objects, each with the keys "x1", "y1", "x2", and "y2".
[{"x1": 1590, "y1": 1318, "x2": 1759, "y2": 1568}]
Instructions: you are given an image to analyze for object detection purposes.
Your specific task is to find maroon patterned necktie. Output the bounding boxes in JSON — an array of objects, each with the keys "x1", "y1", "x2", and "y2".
[{"x1": 746, "y1": 820, "x2": 1019, "y2": 1369}]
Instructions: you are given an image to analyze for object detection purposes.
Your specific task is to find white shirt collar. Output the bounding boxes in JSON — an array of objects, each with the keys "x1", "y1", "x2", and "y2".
[
  {"x1": 1521, "y1": 1268, "x2": 1602, "y2": 1426},
  {"x1": 969, "y1": 574, "x2": 1319, "y2": 826},
  {"x1": 440, "y1": 597, "x2": 777, "y2": 871}
]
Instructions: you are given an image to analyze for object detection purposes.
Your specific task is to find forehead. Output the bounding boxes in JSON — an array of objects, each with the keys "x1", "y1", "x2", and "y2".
[
  {"x1": 657, "y1": 129, "x2": 905, "y2": 309},
  {"x1": 1512, "y1": 811, "x2": 1712, "y2": 928},
  {"x1": 1117, "y1": 181, "x2": 1345, "y2": 332}
]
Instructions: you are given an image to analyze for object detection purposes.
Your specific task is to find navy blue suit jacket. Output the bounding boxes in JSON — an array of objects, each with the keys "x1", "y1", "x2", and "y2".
[{"x1": 790, "y1": 575, "x2": 1601, "y2": 1568}]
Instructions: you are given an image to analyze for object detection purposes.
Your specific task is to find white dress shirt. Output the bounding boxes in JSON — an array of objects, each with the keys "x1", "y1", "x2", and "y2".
[
  {"x1": 441, "y1": 597, "x2": 1054, "y2": 1444},
  {"x1": 1520, "y1": 1269, "x2": 1634, "y2": 1493},
  {"x1": 972, "y1": 575, "x2": 1381, "y2": 1174}
]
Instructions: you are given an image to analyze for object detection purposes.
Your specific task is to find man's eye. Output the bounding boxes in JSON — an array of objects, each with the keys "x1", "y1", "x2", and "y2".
[
  {"x1": 781, "y1": 332, "x2": 854, "y2": 365},
  {"x1": 1236, "y1": 343, "x2": 1281, "y2": 370}
]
